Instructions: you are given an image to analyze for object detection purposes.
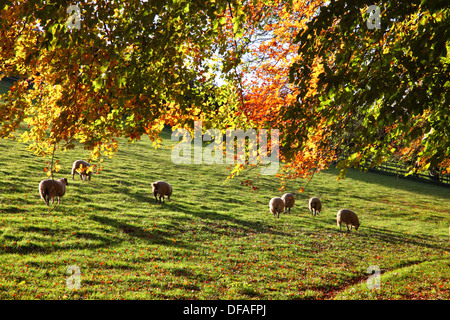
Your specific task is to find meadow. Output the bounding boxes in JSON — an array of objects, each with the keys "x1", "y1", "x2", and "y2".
[{"x1": 0, "y1": 125, "x2": 449, "y2": 300}]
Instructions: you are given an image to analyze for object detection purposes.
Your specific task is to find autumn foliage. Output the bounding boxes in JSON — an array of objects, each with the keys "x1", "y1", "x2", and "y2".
[
  {"x1": 1, "y1": 0, "x2": 449, "y2": 181},
  {"x1": 225, "y1": 0, "x2": 333, "y2": 182},
  {"x1": 231, "y1": 0, "x2": 449, "y2": 182},
  {"x1": 0, "y1": 0, "x2": 243, "y2": 164}
]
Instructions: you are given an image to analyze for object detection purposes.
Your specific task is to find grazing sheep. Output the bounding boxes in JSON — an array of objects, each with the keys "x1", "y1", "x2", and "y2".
[
  {"x1": 72, "y1": 160, "x2": 93, "y2": 181},
  {"x1": 281, "y1": 193, "x2": 295, "y2": 214},
  {"x1": 269, "y1": 197, "x2": 284, "y2": 218},
  {"x1": 308, "y1": 197, "x2": 322, "y2": 216},
  {"x1": 337, "y1": 209, "x2": 360, "y2": 232},
  {"x1": 39, "y1": 178, "x2": 69, "y2": 206},
  {"x1": 152, "y1": 181, "x2": 172, "y2": 203}
]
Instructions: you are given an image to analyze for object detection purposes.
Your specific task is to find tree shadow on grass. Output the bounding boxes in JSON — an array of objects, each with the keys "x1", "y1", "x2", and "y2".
[
  {"x1": 296, "y1": 215, "x2": 448, "y2": 250},
  {"x1": 127, "y1": 191, "x2": 154, "y2": 203},
  {"x1": 357, "y1": 226, "x2": 449, "y2": 251},
  {"x1": 325, "y1": 166, "x2": 450, "y2": 200},
  {"x1": 1, "y1": 223, "x2": 124, "y2": 255},
  {"x1": 171, "y1": 202, "x2": 292, "y2": 237},
  {"x1": 89, "y1": 214, "x2": 195, "y2": 249},
  {"x1": 0, "y1": 212, "x2": 193, "y2": 255}
]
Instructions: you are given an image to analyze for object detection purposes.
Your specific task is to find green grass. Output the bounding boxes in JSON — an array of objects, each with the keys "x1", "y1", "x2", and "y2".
[{"x1": 0, "y1": 125, "x2": 449, "y2": 300}]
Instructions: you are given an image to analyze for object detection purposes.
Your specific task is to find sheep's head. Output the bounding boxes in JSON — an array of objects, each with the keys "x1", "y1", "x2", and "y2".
[
  {"x1": 354, "y1": 221, "x2": 360, "y2": 230},
  {"x1": 59, "y1": 178, "x2": 69, "y2": 186},
  {"x1": 152, "y1": 183, "x2": 158, "y2": 194}
]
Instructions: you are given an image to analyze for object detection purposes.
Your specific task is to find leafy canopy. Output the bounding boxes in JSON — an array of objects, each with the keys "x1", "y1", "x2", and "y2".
[
  {"x1": 0, "y1": 0, "x2": 247, "y2": 160},
  {"x1": 287, "y1": 0, "x2": 449, "y2": 175}
]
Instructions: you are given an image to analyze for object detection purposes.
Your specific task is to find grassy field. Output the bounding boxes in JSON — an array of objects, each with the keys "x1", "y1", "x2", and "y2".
[{"x1": 0, "y1": 125, "x2": 449, "y2": 300}]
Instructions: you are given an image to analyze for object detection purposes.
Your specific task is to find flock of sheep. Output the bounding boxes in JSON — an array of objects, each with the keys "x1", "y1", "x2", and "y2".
[
  {"x1": 38, "y1": 160, "x2": 173, "y2": 206},
  {"x1": 39, "y1": 160, "x2": 359, "y2": 232},
  {"x1": 38, "y1": 160, "x2": 93, "y2": 207},
  {"x1": 269, "y1": 194, "x2": 360, "y2": 232}
]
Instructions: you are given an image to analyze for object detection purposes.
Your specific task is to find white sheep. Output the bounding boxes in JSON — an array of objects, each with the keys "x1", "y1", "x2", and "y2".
[
  {"x1": 39, "y1": 178, "x2": 69, "y2": 206},
  {"x1": 281, "y1": 193, "x2": 295, "y2": 214},
  {"x1": 308, "y1": 197, "x2": 322, "y2": 216},
  {"x1": 71, "y1": 160, "x2": 93, "y2": 181},
  {"x1": 269, "y1": 197, "x2": 284, "y2": 218},
  {"x1": 336, "y1": 209, "x2": 360, "y2": 232},
  {"x1": 152, "y1": 181, "x2": 172, "y2": 203}
]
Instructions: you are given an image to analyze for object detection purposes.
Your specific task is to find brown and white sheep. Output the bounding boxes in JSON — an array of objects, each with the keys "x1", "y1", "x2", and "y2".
[
  {"x1": 337, "y1": 209, "x2": 360, "y2": 232},
  {"x1": 281, "y1": 193, "x2": 295, "y2": 214},
  {"x1": 308, "y1": 197, "x2": 322, "y2": 216},
  {"x1": 152, "y1": 181, "x2": 172, "y2": 203},
  {"x1": 39, "y1": 178, "x2": 69, "y2": 206},
  {"x1": 269, "y1": 197, "x2": 284, "y2": 218},
  {"x1": 72, "y1": 160, "x2": 93, "y2": 181}
]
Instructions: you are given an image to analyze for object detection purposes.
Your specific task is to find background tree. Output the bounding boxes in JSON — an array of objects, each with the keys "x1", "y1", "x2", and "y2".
[
  {"x1": 219, "y1": 0, "x2": 333, "y2": 185},
  {"x1": 2, "y1": 0, "x2": 449, "y2": 181},
  {"x1": 287, "y1": 0, "x2": 449, "y2": 177},
  {"x1": 0, "y1": 0, "x2": 247, "y2": 164}
]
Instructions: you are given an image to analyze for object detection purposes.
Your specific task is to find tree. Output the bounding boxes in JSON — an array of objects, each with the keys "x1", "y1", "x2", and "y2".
[
  {"x1": 220, "y1": 0, "x2": 332, "y2": 183},
  {"x1": 287, "y1": 0, "x2": 449, "y2": 177},
  {"x1": 0, "y1": 0, "x2": 246, "y2": 164}
]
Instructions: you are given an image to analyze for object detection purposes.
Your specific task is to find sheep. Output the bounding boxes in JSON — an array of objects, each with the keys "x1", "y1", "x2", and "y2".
[
  {"x1": 308, "y1": 197, "x2": 322, "y2": 216},
  {"x1": 72, "y1": 160, "x2": 93, "y2": 181},
  {"x1": 336, "y1": 209, "x2": 360, "y2": 232},
  {"x1": 39, "y1": 178, "x2": 69, "y2": 206},
  {"x1": 152, "y1": 180, "x2": 172, "y2": 203},
  {"x1": 269, "y1": 197, "x2": 284, "y2": 218},
  {"x1": 281, "y1": 193, "x2": 295, "y2": 214}
]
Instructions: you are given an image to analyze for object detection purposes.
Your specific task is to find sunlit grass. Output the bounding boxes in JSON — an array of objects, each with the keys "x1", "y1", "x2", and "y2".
[{"x1": 0, "y1": 125, "x2": 449, "y2": 299}]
